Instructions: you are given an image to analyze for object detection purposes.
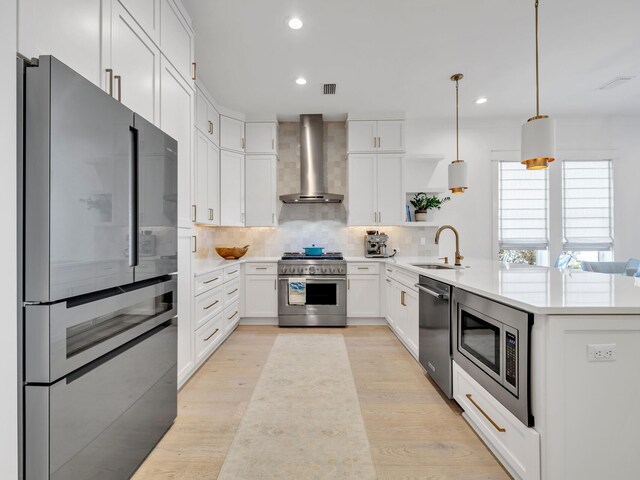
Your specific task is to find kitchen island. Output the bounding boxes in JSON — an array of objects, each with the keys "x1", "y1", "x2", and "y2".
[{"x1": 348, "y1": 256, "x2": 640, "y2": 480}]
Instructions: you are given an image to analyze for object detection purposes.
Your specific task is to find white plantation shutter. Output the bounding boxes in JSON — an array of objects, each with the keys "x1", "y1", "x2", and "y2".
[
  {"x1": 498, "y1": 161, "x2": 549, "y2": 250},
  {"x1": 562, "y1": 160, "x2": 614, "y2": 251}
]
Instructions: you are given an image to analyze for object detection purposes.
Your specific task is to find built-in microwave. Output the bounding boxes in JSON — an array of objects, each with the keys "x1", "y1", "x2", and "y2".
[{"x1": 452, "y1": 288, "x2": 534, "y2": 427}]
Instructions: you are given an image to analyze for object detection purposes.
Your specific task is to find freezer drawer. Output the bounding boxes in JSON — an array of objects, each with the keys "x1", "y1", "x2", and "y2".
[
  {"x1": 26, "y1": 277, "x2": 177, "y2": 383},
  {"x1": 25, "y1": 320, "x2": 177, "y2": 480}
]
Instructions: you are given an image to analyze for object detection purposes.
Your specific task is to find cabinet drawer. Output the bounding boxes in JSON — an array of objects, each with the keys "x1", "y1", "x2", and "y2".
[
  {"x1": 347, "y1": 263, "x2": 380, "y2": 275},
  {"x1": 224, "y1": 301, "x2": 240, "y2": 332},
  {"x1": 223, "y1": 265, "x2": 241, "y2": 283},
  {"x1": 195, "y1": 313, "x2": 224, "y2": 365},
  {"x1": 224, "y1": 280, "x2": 240, "y2": 306},
  {"x1": 245, "y1": 263, "x2": 277, "y2": 275},
  {"x1": 394, "y1": 267, "x2": 419, "y2": 291},
  {"x1": 194, "y1": 286, "x2": 223, "y2": 330},
  {"x1": 194, "y1": 270, "x2": 223, "y2": 296},
  {"x1": 453, "y1": 362, "x2": 540, "y2": 480}
]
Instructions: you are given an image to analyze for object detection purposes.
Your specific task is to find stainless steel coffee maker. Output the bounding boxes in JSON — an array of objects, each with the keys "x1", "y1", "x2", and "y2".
[{"x1": 365, "y1": 230, "x2": 389, "y2": 258}]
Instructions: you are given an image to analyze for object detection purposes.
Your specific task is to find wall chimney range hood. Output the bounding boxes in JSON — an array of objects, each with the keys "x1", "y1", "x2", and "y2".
[{"x1": 280, "y1": 114, "x2": 344, "y2": 203}]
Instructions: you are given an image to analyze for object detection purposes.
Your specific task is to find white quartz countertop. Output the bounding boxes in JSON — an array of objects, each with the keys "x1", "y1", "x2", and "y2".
[
  {"x1": 192, "y1": 256, "x2": 279, "y2": 276},
  {"x1": 357, "y1": 256, "x2": 640, "y2": 315}
]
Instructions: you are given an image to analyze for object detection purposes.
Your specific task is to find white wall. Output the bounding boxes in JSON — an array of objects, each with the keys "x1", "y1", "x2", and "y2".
[
  {"x1": 1, "y1": 1, "x2": 19, "y2": 478},
  {"x1": 405, "y1": 116, "x2": 640, "y2": 262}
]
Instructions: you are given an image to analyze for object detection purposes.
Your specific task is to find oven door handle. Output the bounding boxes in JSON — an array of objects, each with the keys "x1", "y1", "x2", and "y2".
[
  {"x1": 280, "y1": 277, "x2": 346, "y2": 282},
  {"x1": 415, "y1": 284, "x2": 449, "y2": 300}
]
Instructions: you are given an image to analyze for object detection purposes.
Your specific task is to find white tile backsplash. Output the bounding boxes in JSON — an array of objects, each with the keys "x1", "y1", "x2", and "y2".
[{"x1": 195, "y1": 121, "x2": 438, "y2": 259}]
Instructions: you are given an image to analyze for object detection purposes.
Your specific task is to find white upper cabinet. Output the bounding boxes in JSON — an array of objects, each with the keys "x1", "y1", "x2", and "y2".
[
  {"x1": 195, "y1": 87, "x2": 219, "y2": 145},
  {"x1": 220, "y1": 116, "x2": 246, "y2": 152},
  {"x1": 245, "y1": 155, "x2": 277, "y2": 227},
  {"x1": 18, "y1": 0, "x2": 104, "y2": 87},
  {"x1": 348, "y1": 154, "x2": 403, "y2": 226},
  {"x1": 159, "y1": 56, "x2": 194, "y2": 229},
  {"x1": 347, "y1": 154, "x2": 377, "y2": 226},
  {"x1": 160, "y1": 0, "x2": 194, "y2": 84},
  {"x1": 376, "y1": 155, "x2": 404, "y2": 226},
  {"x1": 245, "y1": 123, "x2": 278, "y2": 154},
  {"x1": 348, "y1": 120, "x2": 405, "y2": 153},
  {"x1": 118, "y1": 0, "x2": 160, "y2": 44},
  {"x1": 194, "y1": 132, "x2": 219, "y2": 226},
  {"x1": 107, "y1": 2, "x2": 160, "y2": 123},
  {"x1": 220, "y1": 150, "x2": 245, "y2": 226}
]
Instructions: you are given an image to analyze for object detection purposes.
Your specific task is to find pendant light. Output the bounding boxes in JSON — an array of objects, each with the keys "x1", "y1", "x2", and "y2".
[
  {"x1": 448, "y1": 73, "x2": 468, "y2": 194},
  {"x1": 521, "y1": 0, "x2": 555, "y2": 170}
]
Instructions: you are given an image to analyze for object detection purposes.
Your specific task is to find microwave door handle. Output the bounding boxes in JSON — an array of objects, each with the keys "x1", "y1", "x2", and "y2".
[
  {"x1": 415, "y1": 284, "x2": 449, "y2": 300},
  {"x1": 128, "y1": 126, "x2": 139, "y2": 267}
]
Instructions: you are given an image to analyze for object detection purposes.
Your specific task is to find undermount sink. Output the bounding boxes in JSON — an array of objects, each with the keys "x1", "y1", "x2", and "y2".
[{"x1": 411, "y1": 263, "x2": 467, "y2": 270}]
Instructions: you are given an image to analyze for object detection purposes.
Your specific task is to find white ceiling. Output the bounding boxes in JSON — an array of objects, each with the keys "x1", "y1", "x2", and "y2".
[{"x1": 182, "y1": 0, "x2": 640, "y2": 121}]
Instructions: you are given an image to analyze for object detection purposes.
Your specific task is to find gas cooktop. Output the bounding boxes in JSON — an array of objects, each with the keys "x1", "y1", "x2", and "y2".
[{"x1": 281, "y1": 252, "x2": 344, "y2": 260}]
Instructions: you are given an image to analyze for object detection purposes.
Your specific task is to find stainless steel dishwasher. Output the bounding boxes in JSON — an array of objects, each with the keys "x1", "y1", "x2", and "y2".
[{"x1": 416, "y1": 275, "x2": 453, "y2": 398}]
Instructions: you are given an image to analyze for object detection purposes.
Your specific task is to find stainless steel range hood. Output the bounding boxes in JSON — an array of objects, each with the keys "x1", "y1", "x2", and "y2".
[{"x1": 280, "y1": 114, "x2": 344, "y2": 203}]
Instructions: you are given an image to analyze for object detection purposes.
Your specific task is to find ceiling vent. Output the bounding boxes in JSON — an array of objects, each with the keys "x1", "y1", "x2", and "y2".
[
  {"x1": 322, "y1": 83, "x2": 337, "y2": 95},
  {"x1": 597, "y1": 76, "x2": 636, "y2": 90}
]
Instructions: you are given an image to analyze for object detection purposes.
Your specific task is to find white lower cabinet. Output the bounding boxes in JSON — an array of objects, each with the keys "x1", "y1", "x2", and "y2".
[
  {"x1": 195, "y1": 312, "x2": 224, "y2": 364},
  {"x1": 347, "y1": 275, "x2": 380, "y2": 317},
  {"x1": 244, "y1": 275, "x2": 278, "y2": 317},
  {"x1": 385, "y1": 266, "x2": 419, "y2": 358},
  {"x1": 385, "y1": 276, "x2": 396, "y2": 328},
  {"x1": 224, "y1": 302, "x2": 240, "y2": 333},
  {"x1": 177, "y1": 228, "x2": 194, "y2": 387},
  {"x1": 220, "y1": 150, "x2": 245, "y2": 226},
  {"x1": 453, "y1": 361, "x2": 541, "y2": 480}
]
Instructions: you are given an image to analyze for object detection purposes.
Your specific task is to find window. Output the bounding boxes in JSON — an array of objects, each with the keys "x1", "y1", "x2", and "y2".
[
  {"x1": 562, "y1": 160, "x2": 614, "y2": 267},
  {"x1": 498, "y1": 161, "x2": 549, "y2": 265}
]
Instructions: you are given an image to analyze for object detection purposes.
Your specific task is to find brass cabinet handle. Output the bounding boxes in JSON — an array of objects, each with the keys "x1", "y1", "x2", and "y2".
[
  {"x1": 208, "y1": 120, "x2": 213, "y2": 134},
  {"x1": 192, "y1": 62, "x2": 197, "y2": 80},
  {"x1": 114, "y1": 75, "x2": 122, "y2": 102},
  {"x1": 228, "y1": 311, "x2": 238, "y2": 320},
  {"x1": 228, "y1": 270, "x2": 238, "y2": 274},
  {"x1": 192, "y1": 236, "x2": 197, "y2": 253},
  {"x1": 387, "y1": 268, "x2": 393, "y2": 273},
  {"x1": 105, "y1": 68, "x2": 114, "y2": 96},
  {"x1": 256, "y1": 267, "x2": 267, "y2": 270},
  {"x1": 241, "y1": 137, "x2": 245, "y2": 150},
  {"x1": 401, "y1": 290, "x2": 406, "y2": 306},
  {"x1": 385, "y1": 279, "x2": 391, "y2": 283},
  {"x1": 204, "y1": 300, "x2": 219, "y2": 310},
  {"x1": 204, "y1": 328, "x2": 219, "y2": 342},
  {"x1": 348, "y1": 279, "x2": 351, "y2": 290},
  {"x1": 357, "y1": 267, "x2": 368, "y2": 270},
  {"x1": 274, "y1": 279, "x2": 276, "y2": 290},
  {"x1": 192, "y1": 205, "x2": 196, "y2": 222},
  {"x1": 465, "y1": 394, "x2": 506, "y2": 433},
  {"x1": 203, "y1": 277, "x2": 219, "y2": 284},
  {"x1": 209, "y1": 208, "x2": 213, "y2": 220},
  {"x1": 228, "y1": 288, "x2": 238, "y2": 294}
]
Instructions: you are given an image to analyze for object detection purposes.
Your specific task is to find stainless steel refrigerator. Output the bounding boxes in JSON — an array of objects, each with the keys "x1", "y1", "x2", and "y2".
[{"x1": 20, "y1": 56, "x2": 178, "y2": 479}]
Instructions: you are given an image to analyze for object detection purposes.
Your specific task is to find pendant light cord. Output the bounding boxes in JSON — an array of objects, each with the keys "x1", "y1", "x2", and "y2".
[
  {"x1": 455, "y1": 78, "x2": 459, "y2": 161},
  {"x1": 535, "y1": 0, "x2": 540, "y2": 116}
]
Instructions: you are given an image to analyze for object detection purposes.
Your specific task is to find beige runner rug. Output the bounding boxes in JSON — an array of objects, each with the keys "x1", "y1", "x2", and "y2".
[{"x1": 217, "y1": 334, "x2": 377, "y2": 479}]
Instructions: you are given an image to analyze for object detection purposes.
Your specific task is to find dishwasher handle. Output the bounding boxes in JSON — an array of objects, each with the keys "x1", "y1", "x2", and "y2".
[{"x1": 415, "y1": 283, "x2": 449, "y2": 301}]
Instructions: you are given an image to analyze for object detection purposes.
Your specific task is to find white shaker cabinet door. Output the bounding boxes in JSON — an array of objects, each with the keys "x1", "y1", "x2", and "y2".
[
  {"x1": 385, "y1": 277, "x2": 397, "y2": 328},
  {"x1": 377, "y1": 120, "x2": 405, "y2": 152},
  {"x1": 220, "y1": 116, "x2": 245, "y2": 152},
  {"x1": 220, "y1": 150, "x2": 245, "y2": 226},
  {"x1": 160, "y1": 57, "x2": 194, "y2": 229},
  {"x1": 160, "y1": 0, "x2": 194, "y2": 84},
  {"x1": 244, "y1": 276, "x2": 278, "y2": 317},
  {"x1": 245, "y1": 155, "x2": 276, "y2": 227},
  {"x1": 403, "y1": 287, "x2": 419, "y2": 357},
  {"x1": 118, "y1": 0, "x2": 160, "y2": 44},
  {"x1": 245, "y1": 123, "x2": 277, "y2": 154},
  {"x1": 376, "y1": 154, "x2": 404, "y2": 226},
  {"x1": 109, "y1": 1, "x2": 160, "y2": 124},
  {"x1": 207, "y1": 142, "x2": 220, "y2": 226},
  {"x1": 194, "y1": 131, "x2": 209, "y2": 224},
  {"x1": 347, "y1": 154, "x2": 377, "y2": 226},
  {"x1": 348, "y1": 121, "x2": 377, "y2": 153},
  {"x1": 347, "y1": 275, "x2": 380, "y2": 317},
  {"x1": 177, "y1": 228, "x2": 194, "y2": 387},
  {"x1": 18, "y1": 0, "x2": 104, "y2": 88}
]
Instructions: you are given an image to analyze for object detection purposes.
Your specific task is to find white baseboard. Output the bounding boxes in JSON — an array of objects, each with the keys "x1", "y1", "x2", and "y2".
[{"x1": 239, "y1": 317, "x2": 278, "y2": 325}]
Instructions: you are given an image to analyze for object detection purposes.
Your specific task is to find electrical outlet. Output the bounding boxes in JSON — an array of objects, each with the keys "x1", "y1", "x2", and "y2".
[{"x1": 587, "y1": 343, "x2": 617, "y2": 362}]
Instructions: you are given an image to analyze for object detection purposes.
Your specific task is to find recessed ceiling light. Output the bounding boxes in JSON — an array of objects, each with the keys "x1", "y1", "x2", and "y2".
[
  {"x1": 475, "y1": 97, "x2": 488, "y2": 104},
  {"x1": 288, "y1": 17, "x2": 303, "y2": 29},
  {"x1": 295, "y1": 77, "x2": 307, "y2": 85}
]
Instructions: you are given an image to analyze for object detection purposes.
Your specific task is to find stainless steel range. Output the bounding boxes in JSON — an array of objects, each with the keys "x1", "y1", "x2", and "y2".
[{"x1": 278, "y1": 253, "x2": 347, "y2": 327}]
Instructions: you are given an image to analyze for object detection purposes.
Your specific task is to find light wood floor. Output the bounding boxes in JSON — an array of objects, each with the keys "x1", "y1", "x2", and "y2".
[{"x1": 134, "y1": 326, "x2": 511, "y2": 479}]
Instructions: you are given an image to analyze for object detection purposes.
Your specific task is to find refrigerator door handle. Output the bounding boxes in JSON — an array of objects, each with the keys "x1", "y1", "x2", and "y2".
[{"x1": 129, "y1": 126, "x2": 139, "y2": 267}]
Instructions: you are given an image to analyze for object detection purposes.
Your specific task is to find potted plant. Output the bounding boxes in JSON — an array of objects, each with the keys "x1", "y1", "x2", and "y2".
[{"x1": 410, "y1": 193, "x2": 450, "y2": 222}]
